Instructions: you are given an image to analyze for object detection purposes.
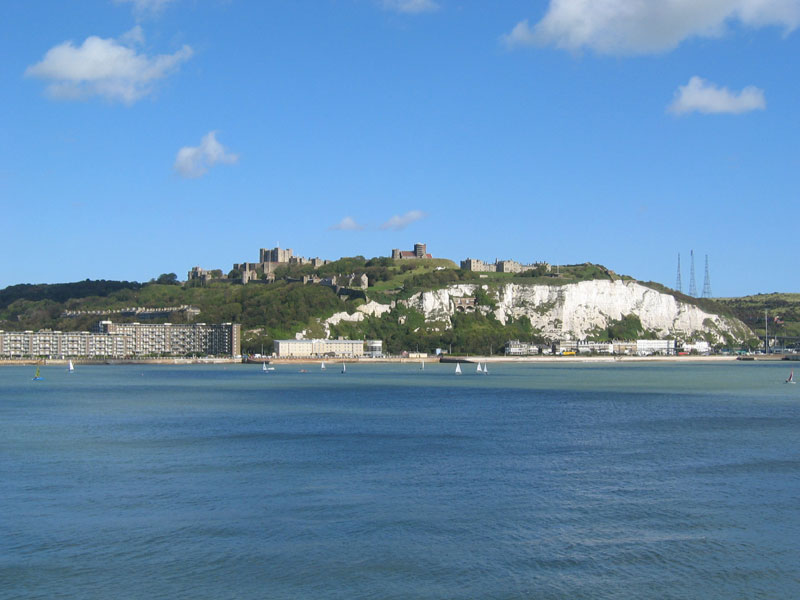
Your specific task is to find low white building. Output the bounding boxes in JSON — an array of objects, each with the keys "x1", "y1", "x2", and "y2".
[
  {"x1": 636, "y1": 339, "x2": 676, "y2": 356},
  {"x1": 273, "y1": 338, "x2": 366, "y2": 358},
  {"x1": 683, "y1": 340, "x2": 711, "y2": 354}
]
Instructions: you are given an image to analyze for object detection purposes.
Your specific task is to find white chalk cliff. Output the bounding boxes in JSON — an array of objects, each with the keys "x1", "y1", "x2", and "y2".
[{"x1": 399, "y1": 280, "x2": 751, "y2": 342}]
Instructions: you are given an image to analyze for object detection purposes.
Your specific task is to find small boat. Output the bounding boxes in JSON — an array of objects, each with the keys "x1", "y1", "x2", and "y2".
[
  {"x1": 420, "y1": 361, "x2": 425, "y2": 370},
  {"x1": 299, "y1": 369, "x2": 308, "y2": 373},
  {"x1": 321, "y1": 362, "x2": 326, "y2": 370},
  {"x1": 483, "y1": 363, "x2": 489, "y2": 375},
  {"x1": 455, "y1": 362, "x2": 461, "y2": 375},
  {"x1": 786, "y1": 370, "x2": 796, "y2": 384},
  {"x1": 32, "y1": 366, "x2": 44, "y2": 381},
  {"x1": 341, "y1": 362, "x2": 346, "y2": 374},
  {"x1": 476, "y1": 363, "x2": 482, "y2": 374},
  {"x1": 67, "y1": 360, "x2": 74, "y2": 373},
  {"x1": 262, "y1": 362, "x2": 268, "y2": 372}
]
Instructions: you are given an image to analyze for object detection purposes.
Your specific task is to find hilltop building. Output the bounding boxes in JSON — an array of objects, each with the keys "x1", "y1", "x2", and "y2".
[
  {"x1": 0, "y1": 321, "x2": 241, "y2": 358},
  {"x1": 187, "y1": 266, "x2": 224, "y2": 283},
  {"x1": 233, "y1": 245, "x2": 330, "y2": 282},
  {"x1": 461, "y1": 258, "x2": 550, "y2": 274},
  {"x1": 392, "y1": 243, "x2": 432, "y2": 260}
]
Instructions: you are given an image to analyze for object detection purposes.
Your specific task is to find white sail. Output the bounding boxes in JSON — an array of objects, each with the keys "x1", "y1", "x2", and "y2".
[
  {"x1": 455, "y1": 362, "x2": 462, "y2": 374},
  {"x1": 420, "y1": 361, "x2": 424, "y2": 370},
  {"x1": 483, "y1": 363, "x2": 489, "y2": 375},
  {"x1": 321, "y1": 362, "x2": 326, "y2": 370},
  {"x1": 342, "y1": 362, "x2": 346, "y2": 374},
  {"x1": 476, "y1": 363, "x2": 482, "y2": 373},
  {"x1": 68, "y1": 360, "x2": 74, "y2": 372},
  {"x1": 262, "y1": 362, "x2": 267, "y2": 372}
]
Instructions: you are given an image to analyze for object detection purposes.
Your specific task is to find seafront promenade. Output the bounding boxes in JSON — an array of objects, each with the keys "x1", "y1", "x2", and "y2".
[{"x1": 2, "y1": 354, "x2": 780, "y2": 367}]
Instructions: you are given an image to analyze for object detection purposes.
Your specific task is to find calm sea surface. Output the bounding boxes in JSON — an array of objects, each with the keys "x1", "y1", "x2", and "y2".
[{"x1": 2, "y1": 362, "x2": 800, "y2": 599}]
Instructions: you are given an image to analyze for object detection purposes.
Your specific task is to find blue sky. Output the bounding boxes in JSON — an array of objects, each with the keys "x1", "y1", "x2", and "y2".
[{"x1": 2, "y1": 0, "x2": 799, "y2": 297}]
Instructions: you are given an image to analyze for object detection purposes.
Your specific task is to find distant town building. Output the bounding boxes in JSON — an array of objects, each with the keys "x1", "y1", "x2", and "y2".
[
  {"x1": 683, "y1": 341, "x2": 710, "y2": 354},
  {"x1": 0, "y1": 321, "x2": 241, "y2": 358},
  {"x1": 560, "y1": 340, "x2": 614, "y2": 354},
  {"x1": 505, "y1": 340, "x2": 539, "y2": 355},
  {"x1": 635, "y1": 339, "x2": 676, "y2": 356},
  {"x1": 365, "y1": 340, "x2": 383, "y2": 358},
  {"x1": 273, "y1": 338, "x2": 371, "y2": 358},
  {"x1": 392, "y1": 243, "x2": 432, "y2": 260}
]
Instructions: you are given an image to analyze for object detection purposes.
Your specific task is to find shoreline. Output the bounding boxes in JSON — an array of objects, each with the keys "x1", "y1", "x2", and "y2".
[{"x1": 2, "y1": 355, "x2": 787, "y2": 366}]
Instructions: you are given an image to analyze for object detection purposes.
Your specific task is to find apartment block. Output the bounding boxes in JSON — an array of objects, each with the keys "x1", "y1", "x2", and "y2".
[
  {"x1": 0, "y1": 322, "x2": 241, "y2": 358},
  {"x1": 273, "y1": 338, "x2": 374, "y2": 358}
]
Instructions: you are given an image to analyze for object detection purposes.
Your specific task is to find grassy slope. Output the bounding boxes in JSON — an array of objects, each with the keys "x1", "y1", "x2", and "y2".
[{"x1": 715, "y1": 293, "x2": 800, "y2": 340}]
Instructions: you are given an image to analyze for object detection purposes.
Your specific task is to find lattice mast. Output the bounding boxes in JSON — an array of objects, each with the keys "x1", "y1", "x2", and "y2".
[
  {"x1": 675, "y1": 254, "x2": 682, "y2": 293},
  {"x1": 702, "y1": 255, "x2": 712, "y2": 298},
  {"x1": 688, "y1": 250, "x2": 697, "y2": 297}
]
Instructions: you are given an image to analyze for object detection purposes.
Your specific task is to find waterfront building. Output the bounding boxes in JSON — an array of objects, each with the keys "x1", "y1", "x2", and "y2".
[
  {"x1": 505, "y1": 340, "x2": 539, "y2": 356},
  {"x1": 635, "y1": 339, "x2": 676, "y2": 356},
  {"x1": 560, "y1": 340, "x2": 614, "y2": 354},
  {"x1": 365, "y1": 340, "x2": 383, "y2": 358},
  {"x1": 273, "y1": 338, "x2": 371, "y2": 358},
  {"x1": 0, "y1": 322, "x2": 241, "y2": 358},
  {"x1": 683, "y1": 341, "x2": 711, "y2": 354}
]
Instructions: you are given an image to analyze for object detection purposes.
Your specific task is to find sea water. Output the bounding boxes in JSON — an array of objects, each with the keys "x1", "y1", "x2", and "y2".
[{"x1": 1, "y1": 362, "x2": 799, "y2": 599}]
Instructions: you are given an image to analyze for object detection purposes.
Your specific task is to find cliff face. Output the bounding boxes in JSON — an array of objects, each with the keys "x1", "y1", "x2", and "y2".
[{"x1": 403, "y1": 280, "x2": 751, "y2": 342}]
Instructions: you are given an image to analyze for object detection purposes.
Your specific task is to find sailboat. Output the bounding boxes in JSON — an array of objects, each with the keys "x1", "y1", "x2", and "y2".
[
  {"x1": 483, "y1": 363, "x2": 489, "y2": 375},
  {"x1": 455, "y1": 362, "x2": 462, "y2": 375},
  {"x1": 32, "y1": 366, "x2": 44, "y2": 381},
  {"x1": 341, "y1": 362, "x2": 346, "y2": 374},
  {"x1": 786, "y1": 370, "x2": 796, "y2": 384},
  {"x1": 420, "y1": 361, "x2": 425, "y2": 370},
  {"x1": 261, "y1": 361, "x2": 275, "y2": 372},
  {"x1": 321, "y1": 361, "x2": 326, "y2": 370},
  {"x1": 67, "y1": 360, "x2": 74, "y2": 373},
  {"x1": 476, "y1": 363, "x2": 482, "y2": 374}
]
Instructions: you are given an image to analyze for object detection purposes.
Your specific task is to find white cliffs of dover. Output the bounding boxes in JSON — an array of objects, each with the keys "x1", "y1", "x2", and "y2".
[{"x1": 401, "y1": 280, "x2": 751, "y2": 343}]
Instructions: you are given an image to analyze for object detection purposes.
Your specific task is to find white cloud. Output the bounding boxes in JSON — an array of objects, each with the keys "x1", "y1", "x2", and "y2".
[
  {"x1": 114, "y1": 0, "x2": 177, "y2": 17},
  {"x1": 381, "y1": 210, "x2": 427, "y2": 230},
  {"x1": 500, "y1": 20, "x2": 537, "y2": 48},
  {"x1": 329, "y1": 216, "x2": 365, "y2": 231},
  {"x1": 668, "y1": 76, "x2": 766, "y2": 115},
  {"x1": 504, "y1": 0, "x2": 800, "y2": 54},
  {"x1": 382, "y1": 0, "x2": 439, "y2": 14},
  {"x1": 25, "y1": 28, "x2": 192, "y2": 104},
  {"x1": 174, "y1": 132, "x2": 239, "y2": 178}
]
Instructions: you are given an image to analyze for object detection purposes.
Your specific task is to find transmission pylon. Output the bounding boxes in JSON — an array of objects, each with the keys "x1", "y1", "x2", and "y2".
[
  {"x1": 688, "y1": 250, "x2": 697, "y2": 297},
  {"x1": 702, "y1": 255, "x2": 712, "y2": 298},
  {"x1": 675, "y1": 254, "x2": 682, "y2": 293}
]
